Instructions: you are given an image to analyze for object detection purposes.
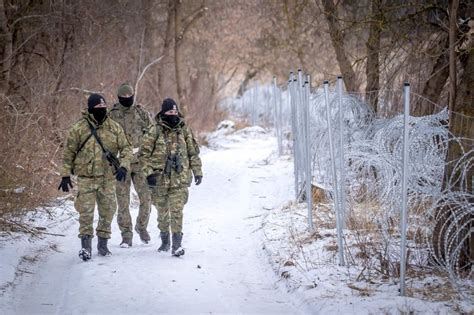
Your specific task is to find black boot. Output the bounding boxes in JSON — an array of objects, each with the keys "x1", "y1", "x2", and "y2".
[
  {"x1": 171, "y1": 232, "x2": 185, "y2": 257},
  {"x1": 79, "y1": 235, "x2": 92, "y2": 261},
  {"x1": 97, "y1": 236, "x2": 112, "y2": 256},
  {"x1": 135, "y1": 225, "x2": 151, "y2": 244},
  {"x1": 120, "y1": 236, "x2": 132, "y2": 248},
  {"x1": 158, "y1": 232, "x2": 170, "y2": 252}
]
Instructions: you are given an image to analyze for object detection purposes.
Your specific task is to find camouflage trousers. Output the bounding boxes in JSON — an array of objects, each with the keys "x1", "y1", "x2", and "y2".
[
  {"x1": 116, "y1": 163, "x2": 151, "y2": 238},
  {"x1": 75, "y1": 176, "x2": 116, "y2": 239},
  {"x1": 151, "y1": 186, "x2": 189, "y2": 233}
]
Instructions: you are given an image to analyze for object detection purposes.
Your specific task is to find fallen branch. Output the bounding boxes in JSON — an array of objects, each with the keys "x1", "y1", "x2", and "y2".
[
  {"x1": 0, "y1": 218, "x2": 65, "y2": 237},
  {"x1": 0, "y1": 218, "x2": 41, "y2": 238}
]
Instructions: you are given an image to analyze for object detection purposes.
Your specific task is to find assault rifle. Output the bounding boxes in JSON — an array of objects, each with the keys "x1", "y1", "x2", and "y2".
[{"x1": 86, "y1": 120, "x2": 121, "y2": 173}]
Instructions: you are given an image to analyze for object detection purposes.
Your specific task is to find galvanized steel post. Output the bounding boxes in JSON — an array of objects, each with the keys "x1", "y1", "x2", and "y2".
[
  {"x1": 400, "y1": 83, "x2": 410, "y2": 296},
  {"x1": 289, "y1": 72, "x2": 299, "y2": 199},
  {"x1": 324, "y1": 81, "x2": 345, "y2": 266},
  {"x1": 337, "y1": 76, "x2": 347, "y2": 229},
  {"x1": 304, "y1": 75, "x2": 314, "y2": 230}
]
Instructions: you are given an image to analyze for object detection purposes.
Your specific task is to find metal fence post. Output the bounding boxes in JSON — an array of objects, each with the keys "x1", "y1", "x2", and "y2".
[
  {"x1": 337, "y1": 76, "x2": 348, "y2": 228},
  {"x1": 304, "y1": 75, "x2": 314, "y2": 230},
  {"x1": 400, "y1": 83, "x2": 410, "y2": 296},
  {"x1": 324, "y1": 81, "x2": 345, "y2": 266},
  {"x1": 289, "y1": 72, "x2": 299, "y2": 199},
  {"x1": 273, "y1": 77, "x2": 283, "y2": 156},
  {"x1": 296, "y1": 70, "x2": 305, "y2": 199}
]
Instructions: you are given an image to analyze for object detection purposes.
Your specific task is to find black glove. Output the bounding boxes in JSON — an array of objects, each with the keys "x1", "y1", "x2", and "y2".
[
  {"x1": 115, "y1": 167, "x2": 127, "y2": 182},
  {"x1": 58, "y1": 176, "x2": 73, "y2": 192},
  {"x1": 194, "y1": 175, "x2": 202, "y2": 186},
  {"x1": 147, "y1": 174, "x2": 157, "y2": 186}
]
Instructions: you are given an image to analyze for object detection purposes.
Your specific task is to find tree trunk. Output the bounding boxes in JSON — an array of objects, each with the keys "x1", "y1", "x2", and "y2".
[
  {"x1": 435, "y1": 39, "x2": 474, "y2": 275},
  {"x1": 157, "y1": 0, "x2": 174, "y2": 102},
  {"x1": 172, "y1": 1, "x2": 207, "y2": 117},
  {"x1": 416, "y1": 0, "x2": 468, "y2": 118},
  {"x1": 446, "y1": 45, "x2": 474, "y2": 191},
  {"x1": 365, "y1": 0, "x2": 382, "y2": 114},
  {"x1": 237, "y1": 69, "x2": 258, "y2": 97},
  {"x1": 173, "y1": 0, "x2": 187, "y2": 116},
  {"x1": 448, "y1": 0, "x2": 459, "y2": 111},
  {"x1": 0, "y1": 0, "x2": 12, "y2": 94},
  {"x1": 415, "y1": 37, "x2": 450, "y2": 116},
  {"x1": 321, "y1": 0, "x2": 359, "y2": 93},
  {"x1": 454, "y1": 39, "x2": 474, "y2": 266}
]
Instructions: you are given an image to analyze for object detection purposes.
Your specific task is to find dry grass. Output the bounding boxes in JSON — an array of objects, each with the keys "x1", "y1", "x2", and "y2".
[
  {"x1": 233, "y1": 119, "x2": 252, "y2": 130},
  {"x1": 0, "y1": 101, "x2": 62, "y2": 221},
  {"x1": 347, "y1": 283, "x2": 374, "y2": 296},
  {"x1": 409, "y1": 280, "x2": 458, "y2": 302},
  {"x1": 311, "y1": 185, "x2": 328, "y2": 204},
  {"x1": 324, "y1": 243, "x2": 338, "y2": 252}
]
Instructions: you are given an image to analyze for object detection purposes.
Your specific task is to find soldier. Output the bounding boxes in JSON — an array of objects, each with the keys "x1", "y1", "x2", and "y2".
[
  {"x1": 58, "y1": 93, "x2": 132, "y2": 261},
  {"x1": 139, "y1": 98, "x2": 203, "y2": 257},
  {"x1": 108, "y1": 83, "x2": 153, "y2": 247}
]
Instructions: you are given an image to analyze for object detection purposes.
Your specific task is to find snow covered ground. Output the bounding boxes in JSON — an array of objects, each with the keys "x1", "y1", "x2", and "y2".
[{"x1": 0, "y1": 123, "x2": 471, "y2": 314}]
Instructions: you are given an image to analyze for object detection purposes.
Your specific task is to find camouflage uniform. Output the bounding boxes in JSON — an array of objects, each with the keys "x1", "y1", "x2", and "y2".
[
  {"x1": 61, "y1": 111, "x2": 132, "y2": 239},
  {"x1": 108, "y1": 102, "x2": 153, "y2": 241},
  {"x1": 140, "y1": 115, "x2": 202, "y2": 234}
]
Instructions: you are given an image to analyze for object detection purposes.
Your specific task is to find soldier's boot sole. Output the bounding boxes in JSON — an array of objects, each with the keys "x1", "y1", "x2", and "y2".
[
  {"x1": 158, "y1": 244, "x2": 170, "y2": 252},
  {"x1": 119, "y1": 240, "x2": 132, "y2": 248},
  {"x1": 78, "y1": 248, "x2": 91, "y2": 261},
  {"x1": 172, "y1": 247, "x2": 185, "y2": 257}
]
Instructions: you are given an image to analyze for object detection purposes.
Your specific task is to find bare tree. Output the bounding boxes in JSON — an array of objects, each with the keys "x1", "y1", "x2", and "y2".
[
  {"x1": 365, "y1": 0, "x2": 382, "y2": 112},
  {"x1": 0, "y1": 0, "x2": 12, "y2": 94},
  {"x1": 173, "y1": 0, "x2": 207, "y2": 116},
  {"x1": 320, "y1": 0, "x2": 360, "y2": 93}
]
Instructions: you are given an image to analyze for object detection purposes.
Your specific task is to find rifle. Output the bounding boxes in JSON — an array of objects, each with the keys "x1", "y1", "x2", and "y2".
[{"x1": 86, "y1": 120, "x2": 121, "y2": 173}]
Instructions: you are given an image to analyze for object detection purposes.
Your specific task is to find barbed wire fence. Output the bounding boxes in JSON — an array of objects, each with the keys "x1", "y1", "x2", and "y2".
[{"x1": 220, "y1": 70, "x2": 473, "y2": 300}]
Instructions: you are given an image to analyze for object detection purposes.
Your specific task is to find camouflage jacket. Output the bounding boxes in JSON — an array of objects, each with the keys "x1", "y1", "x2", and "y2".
[
  {"x1": 108, "y1": 103, "x2": 152, "y2": 164},
  {"x1": 139, "y1": 115, "x2": 203, "y2": 188},
  {"x1": 61, "y1": 111, "x2": 132, "y2": 178}
]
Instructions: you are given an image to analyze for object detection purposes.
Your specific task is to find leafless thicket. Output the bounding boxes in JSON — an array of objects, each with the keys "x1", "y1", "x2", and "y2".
[{"x1": 0, "y1": 0, "x2": 472, "y2": 248}]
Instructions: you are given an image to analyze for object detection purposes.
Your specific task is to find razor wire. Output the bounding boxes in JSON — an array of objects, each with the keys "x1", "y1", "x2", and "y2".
[{"x1": 219, "y1": 72, "x2": 473, "y2": 299}]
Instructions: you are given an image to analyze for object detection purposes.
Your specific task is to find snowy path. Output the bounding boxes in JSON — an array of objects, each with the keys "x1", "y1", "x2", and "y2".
[{"x1": 6, "y1": 130, "x2": 300, "y2": 314}]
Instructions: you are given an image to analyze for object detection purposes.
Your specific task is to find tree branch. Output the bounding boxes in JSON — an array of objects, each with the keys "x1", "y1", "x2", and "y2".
[
  {"x1": 134, "y1": 55, "x2": 165, "y2": 101},
  {"x1": 177, "y1": 4, "x2": 208, "y2": 45}
]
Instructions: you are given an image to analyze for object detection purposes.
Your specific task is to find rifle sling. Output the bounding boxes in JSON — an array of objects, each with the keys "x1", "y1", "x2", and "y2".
[
  {"x1": 85, "y1": 119, "x2": 121, "y2": 171},
  {"x1": 76, "y1": 133, "x2": 93, "y2": 156},
  {"x1": 85, "y1": 119, "x2": 108, "y2": 154}
]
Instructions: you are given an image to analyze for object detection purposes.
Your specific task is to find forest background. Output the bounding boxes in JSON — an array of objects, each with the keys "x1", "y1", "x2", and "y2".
[{"x1": 0, "y1": 0, "x2": 472, "y2": 220}]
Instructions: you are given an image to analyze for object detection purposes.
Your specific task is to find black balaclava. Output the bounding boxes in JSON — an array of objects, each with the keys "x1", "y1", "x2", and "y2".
[
  {"x1": 118, "y1": 95, "x2": 134, "y2": 108},
  {"x1": 160, "y1": 98, "x2": 180, "y2": 127},
  {"x1": 117, "y1": 84, "x2": 134, "y2": 108},
  {"x1": 87, "y1": 93, "x2": 107, "y2": 124},
  {"x1": 162, "y1": 114, "x2": 180, "y2": 127}
]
